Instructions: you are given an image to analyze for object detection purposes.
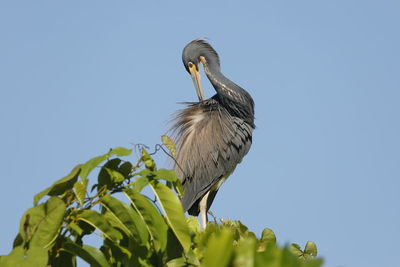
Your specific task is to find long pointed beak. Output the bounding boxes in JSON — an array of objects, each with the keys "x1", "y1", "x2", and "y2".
[{"x1": 188, "y1": 63, "x2": 205, "y2": 101}]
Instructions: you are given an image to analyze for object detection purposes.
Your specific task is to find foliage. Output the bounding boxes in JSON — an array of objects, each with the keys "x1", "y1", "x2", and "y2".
[{"x1": 0, "y1": 143, "x2": 323, "y2": 267}]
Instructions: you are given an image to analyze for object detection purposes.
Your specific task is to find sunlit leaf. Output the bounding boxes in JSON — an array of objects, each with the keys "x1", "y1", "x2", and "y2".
[
  {"x1": 104, "y1": 167, "x2": 125, "y2": 184},
  {"x1": 100, "y1": 195, "x2": 149, "y2": 245},
  {"x1": 124, "y1": 188, "x2": 168, "y2": 252},
  {"x1": 290, "y1": 243, "x2": 303, "y2": 258},
  {"x1": 154, "y1": 169, "x2": 179, "y2": 182},
  {"x1": 131, "y1": 174, "x2": 151, "y2": 192},
  {"x1": 202, "y1": 230, "x2": 233, "y2": 267},
  {"x1": 150, "y1": 181, "x2": 191, "y2": 252},
  {"x1": 166, "y1": 257, "x2": 185, "y2": 267},
  {"x1": 73, "y1": 180, "x2": 87, "y2": 206},
  {"x1": 173, "y1": 180, "x2": 183, "y2": 197},
  {"x1": 20, "y1": 196, "x2": 66, "y2": 248},
  {"x1": 185, "y1": 249, "x2": 200, "y2": 266},
  {"x1": 80, "y1": 147, "x2": 132, "y2": 182},
  {"x1": 304, "y1": 241, "x2": 318, "y2": 257},
  {"x1": 132, "y1": 169, "x2": 152, "y2": 178},
  {"x1": 258, "y1": 228, "x2": 276, "y2": 251},
  {"x1": 110, "y1": 147, "x2": 132, "y2": 157},
  {"x1": 161, "y1": 135, "x2": 176, "y2": 158},
  {"x1": 67, "y1": 221, "x2": 83, "y2": 236},
  {"x1": 63, "y1": 240, "x2": 110, "y2": 267},
  {"x1": 76, "y1": 210, "x2": 123, "y2": 242},
  {"x1": 141, "y1": 148, "x2": 156, "y2": 171},
  {"x1": 153, "y1": 169, "x2": 182, "y2": 196},
  {"x1": 186, "y1": 216, "x2": 200, "y2": 235},
  {"x1": 33, "y1": 165, "x2": 81, "y2": 205},
  {"x1": 80, "y1": 154, "x2": 109, "y2": 182},
  {"x1": 233, "y1": 237, "x2": 256, "y2": 267},
  {"x1": 0, "y1": 246, "x2": 48, "y2": 267}
]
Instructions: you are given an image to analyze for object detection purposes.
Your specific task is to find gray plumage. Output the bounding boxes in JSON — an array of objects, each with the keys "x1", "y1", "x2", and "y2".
[{"x1": 171, "y1": 39, "x2": 255, "y2": 224}]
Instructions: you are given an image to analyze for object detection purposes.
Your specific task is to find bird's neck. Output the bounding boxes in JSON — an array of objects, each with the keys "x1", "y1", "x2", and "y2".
[{"x1": 203, "y1": 63, "x2": 254, "y2": 125}]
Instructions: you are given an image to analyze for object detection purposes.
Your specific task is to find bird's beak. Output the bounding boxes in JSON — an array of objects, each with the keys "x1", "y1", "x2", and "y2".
[{"x1": 188, "y1": 63, "x2": 205, "y2": 101}]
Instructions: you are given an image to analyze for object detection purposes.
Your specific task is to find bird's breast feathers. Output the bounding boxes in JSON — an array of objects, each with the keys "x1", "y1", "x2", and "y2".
[{"x1": 172, "y1": 100, "x2": 253, "y2": 186}]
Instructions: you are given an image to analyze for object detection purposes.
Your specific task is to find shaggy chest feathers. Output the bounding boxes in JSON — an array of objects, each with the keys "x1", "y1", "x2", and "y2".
[{"x1": 172, "y1": 98, "x2": 254, "y2": 213}]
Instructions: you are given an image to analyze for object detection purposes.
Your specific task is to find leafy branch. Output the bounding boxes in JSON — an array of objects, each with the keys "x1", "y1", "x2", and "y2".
[{"x1": 0, "y1": 142, "x2": 323, "y2": 267}]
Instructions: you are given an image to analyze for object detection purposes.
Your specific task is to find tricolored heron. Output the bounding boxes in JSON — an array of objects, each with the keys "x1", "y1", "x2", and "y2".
[{"x1": 172, "y1": 39, "x2": 255, "y2": 228}]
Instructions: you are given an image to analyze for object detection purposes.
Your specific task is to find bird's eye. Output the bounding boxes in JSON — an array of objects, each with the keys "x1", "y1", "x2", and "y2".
[{"x1": 188, "y1": 62, "x2": 194, "y2": 68}]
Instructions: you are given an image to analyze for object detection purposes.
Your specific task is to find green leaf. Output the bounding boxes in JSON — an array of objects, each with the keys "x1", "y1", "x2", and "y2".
[
  {"x1": 233, "y1": 237, "x2": 256, "y2": 267},
  {"x1": 255, "y1": 244, "x2": 279, "y2": 266},
  {"x1": 104, "y1": 167, "x2": 125, "y2": 184},
  {"x1": 0, "y1": 246, "x2": 48, "y2": 267},
  {"x1": 110, "y1": 147, "x2": 132, "y2": 156},
  {"x1": 101, "y1": 237, "x2": 132, "y2": 258},
  {"x1": 97, "y1": 160, "x2": 118, "y2": 190},
  {"x1": 77, "y1": 220, "x2": 95, "y2": 235},
  {"x1": 261, "y1": 228, "x2": 276, "y2": 243},
  {"x1": 202, "y1": 229, "x2": 233, "y2": 267},
  {"x1": 149, "y1": 181, "x2": 191, "y2": 252},
  {"x1": 186, "y1": 216, "x2": 200, "y2": 235},
  {"x1": 76, "y1": 210, "x2": 123, "y2": 242},
  {"x1": 12, "y1": 234, "x2": 23, "y2": 248},
  {"x1": 73, "y1": 180, "x2": 87, "y2": 206},
  {"x1": 161, "y1": 135, "x2": 176, "y2": 158},
  {"x1": 100, "y1": 195, "x2": 149, "y2": 245},
  {"x1": 258, "y1": 228, "x2": 276, "y2": 251},
  {"x1": 50, "y1": 250, "x2": 76, "y2": 267},
  {"x1": 165, "y1": 228, "x2": 184, "y2": 262},
  {"x1": 34, "y1": 165, "x2": 81, "y2": 205},
  {"x1": 282, "y1": 246, "x2": 299, "y2": 266},
  {"x1": 67, "y1": 221, "x2": 83, "y2": 236},
  {"x1": 154, "y1": 169, "x2": 179, "y2": 182},
  {"x1": 290, "y1": 241, "x2": 318, "y2": 261},
  {"x1": 97, "y1": 158, "x2": 128, "y2": 190},
  {"x1": 119, "y1": 161, "x2": 133, "y2": 177},
  {"x1": 63, "y1": 240, "x2": 110, "y2": 267},
  {"x1": 173, "y1": 180, "x2": 183, "y2": 197},
  {"x1": 80, "y1": 154, "x2": 109, "y2": 182},
  {"x1": 185, "y1": 249, "x2": 201, "y2": 266},
  {"x1": 124, "y1": 188, "x2": 168, "y2": 252},
  {"x1": 20, "y1": 196, "x2": 66, "y2": 248},
  {"x1": 166, "y1": 257, "x2": 186, "y2": 267},
  {"x1": 80, "y1": 147, "x2": 131, "y2": 182},
  {"x1": 132, "y1": 169, "x2": 152, "y2": 178},
  {"x1": 304, "y1": 241, "x2": 318, "y2": 257},
  {"x1": 132, "y1": 175, "x2": 151, "y2": 192},
  {"x1": 141, "y1": 148, "x2": 156, "y2": 171},
  {"x1": 154, "y1": 169, "x2": 183, "y2": 196},
  {"x1": 290, "y1": 243, "x2": 303, "y2": 258}
]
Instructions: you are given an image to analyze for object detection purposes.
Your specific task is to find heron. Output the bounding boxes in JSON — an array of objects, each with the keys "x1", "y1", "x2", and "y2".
[{"x1": 171, "y1": 39, "x2": 255, "y2": 228}]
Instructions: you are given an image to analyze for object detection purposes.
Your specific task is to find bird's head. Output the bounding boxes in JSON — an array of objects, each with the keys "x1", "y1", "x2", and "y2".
[{"x1": 182, "y1": 39, "x2": 220, "y2": 101}]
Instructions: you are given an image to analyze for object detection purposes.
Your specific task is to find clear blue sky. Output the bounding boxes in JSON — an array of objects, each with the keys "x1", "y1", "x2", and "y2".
[{"x1": 1, "y1": 1, "x2": 399, "y2": 266}]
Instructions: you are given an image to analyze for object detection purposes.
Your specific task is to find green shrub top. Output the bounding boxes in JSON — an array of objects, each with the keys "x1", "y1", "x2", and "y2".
[{"x1": 0, "y1": 143, "x2": 323, "y2": 267}]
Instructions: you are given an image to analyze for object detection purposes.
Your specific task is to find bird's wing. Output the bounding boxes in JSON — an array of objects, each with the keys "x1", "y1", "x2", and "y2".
[{"x1": 172, "y1": 99, "x2": 253, "y2": 213}]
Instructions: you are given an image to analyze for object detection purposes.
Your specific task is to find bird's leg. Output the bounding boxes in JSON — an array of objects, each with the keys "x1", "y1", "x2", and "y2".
[{"x1": 199, "y1": 191, "x2": 210, "y2": 229}]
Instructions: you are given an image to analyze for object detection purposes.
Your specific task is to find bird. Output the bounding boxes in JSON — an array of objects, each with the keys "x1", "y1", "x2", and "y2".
[{"x1": 171, "y1": 39, "x2": 255, "y2": 228}]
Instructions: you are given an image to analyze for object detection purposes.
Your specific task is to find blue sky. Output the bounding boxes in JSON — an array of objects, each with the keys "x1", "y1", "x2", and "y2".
[{"x1": 1, "y1": 1, "x2": 399, "y2": 266}]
